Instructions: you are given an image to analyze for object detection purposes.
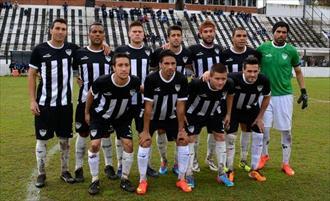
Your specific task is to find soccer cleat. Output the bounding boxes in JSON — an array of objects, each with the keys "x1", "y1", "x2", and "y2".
[
  {"x1": 60, "y1": 171, "x2": 75, "y2": 184},
  {"x1": 117, "y1": 165, "x2": 122, "y2": 178},
  {"x1": 239, "y1": 160, "x2": 251, "y2": 172},
  {"x1": 104, "y1": 165, "x2": 118, "y2": 180},
  {"x1": 88, "y1": 180, "x2": 100, "y2": 195},
  {"x1": 147, "y1": 166, "x2": 159, "y2": 178},
  {"x1": 74, "y1": 167, "x2": 84, "y2": 183},
  {"x1": 282, "y1": 164, "x2": 295, "y2": 176},
  {"x1": 120, "y1": 179, "x2": 135, "y2": 192},
  {"x1": 205, "y1": 158, "x2": 218, "y2": 171},
  {"x1": 257, "y1": 155, "x2": 270, "y2": 170},
  {"x1": 136, "y1": 180, "x2": 148, "y2": 195},
  {"x1": 176, "y1": 179, "x2": 192, "y2": 192},
  {"x1": 186, "y1": 175, "x2": 195, "y2": 188},
  {"x1": 192, "y1": 160, "x2": 200, "y2": 172},
  {"x1": 226, "y1": 170, "x2": 235, "y2": 182},
  {"x1": 158, "y1": 161, "x2": 168, "y2": 175},
  {"x1": 216, "y1": 174, "x2": 234, "y2": 187},
  {"x1": 249, "y1": 170, "x2": 266, "y2": 182},
  {"x1": 35, "y1": 174, "x2": 46, "y2": 188},
  {"x1": 172, "y1": 163, "x2": 179, "y2": 175}
]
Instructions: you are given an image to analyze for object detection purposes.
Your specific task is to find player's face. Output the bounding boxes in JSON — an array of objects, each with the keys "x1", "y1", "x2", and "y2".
[
  {"x1": 169, "y1": 30, "x2": 182, "y2": 48},
  {"x1": 200, "y1": 26, "x2": 215, "y2": 45},
  {"x1": 232, "y1": 30, "x2": 247, "y2": 49},
  {"x1": 113, "y1": 57, "x2": 130, "y2": 80},
  {"x1": 273, "y1": 27, "x2": 287, "y2": 46},
  {"x1": 243, "y1": 64, "x2": 259, "y2": 83},
  {"x1": 89, "y1": 25, "x2": 105, "y2": 46},
  {"x1": 50, "y1": 22, "x2": 67, "y2": 43},
  {"x1": 209, "y1": 72, "x2": 227, "y2": 90},
  {"x1": 160, "y1": 56, "x2": 176, "y2": 79},
  {"x1": 129, "y1": 26, "x2": 144, "y2": 44}
]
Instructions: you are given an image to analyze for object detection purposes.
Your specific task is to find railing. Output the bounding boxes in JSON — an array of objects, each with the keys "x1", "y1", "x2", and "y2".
[{"x1": 303, "y1": 4, "x2": 330, "y2": 36}]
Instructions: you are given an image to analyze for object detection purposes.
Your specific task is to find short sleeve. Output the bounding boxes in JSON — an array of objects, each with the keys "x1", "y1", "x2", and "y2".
[
  {"x1": 143, "y1": 75, "x2": 154, "y2": 102},
  {"x1": 177, "y1": 76, "x2": 188, "y2": 101},
  {"x1": 29, "y1": 46, "x2": 41, "y2": 70}
]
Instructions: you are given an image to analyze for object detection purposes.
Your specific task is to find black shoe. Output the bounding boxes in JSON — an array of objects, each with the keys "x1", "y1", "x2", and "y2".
[
  {"x1": 75, "y1": 167, "x2": 84, "y2": 183},
  {"x1": 88, "y1": 180, "x2": 100, "y2": 195},
  {"x1": 60, "y1": 171, "x2": 75, "y2": 184},
  {"x1": 120, "y1": 179, "x2": 135, "y2": 192},
  {"x1": 104, "y1": 165, "x2": 118, "y2": 180},
  {"x1": 35, "y1": 174, "x2": 46, "y2": 188},
  {"x1": 147, "y1": 166, "x2": 159, "y2": 178}
]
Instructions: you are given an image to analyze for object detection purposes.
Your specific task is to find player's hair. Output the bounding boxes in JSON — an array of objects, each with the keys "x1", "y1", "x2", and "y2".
[
  {"x1": 129, "y1": 21, "x2": 144, "y2": 31},
  {"x1": 89, "y1": 22, "x2": 104, "y2": 33},
  {"x1": 199, "y1": 20, "x2": 215, "y2": 33},
  {"x1": 159, "y1": 49, "x2": 176, "y2": 63},
  {"x1": 112, "y1": 53, "x2": 130, "y2": 66},
  {"x1": 242, "y1": 55, "x2": 259, "y2": 70},
  {"x1": 167, "y1": 25, "x2": 182, "y2": 37},
  {"x1": 50, "y1": 18, "x2": 67, "y2": 29},
  {"x1": 272, "y1": 21, "x2": 290, "y2": 33},
  {"x1": 210, "y1": 63, "x2": 227, "y2": 76},
  {"x1": 232, "y1": 27, "x2": 246, "y2": 37}
]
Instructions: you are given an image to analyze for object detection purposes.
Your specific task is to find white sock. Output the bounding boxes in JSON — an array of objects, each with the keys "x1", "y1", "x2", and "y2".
[
  {"x1": 88, "y1": 150, "x2": 99, "y2": 182},
  {"x1": 226, "y1": 133, "x2": 237, "y2": 171},
  {"x1": 281, "y1": 130, "x2": 292, "y2": 164},
  {"x1": 115, "y1": 138, "x2": 123, "y2": 169},
  {"x1": 251, "y1": 132, "x2": 263, "y2": 170},
  {"x1": 262, "y1": 127, "x2": 271, "y2": 156},
  {"x1": 101, "y1": 137, "x2": 112, "y2": 166},
  {"x1": 240, "y1": 131, "x2": 251, "y2": 162},
  {"x1": 206, "y1": 133, "x2": 216, "y2": 159},
  {"x1": 186, "y1": 143, "x2": 195, "y2": 176},
  {"x1": 137, "y1": 146, "x2": 150, "y2": 182},
  {"x1": 148, "y1": 146, "x2": 153, "y2": 168},
  {"x1": 177, "y1": 145, "x2": 190, "y2": 180},
  {"x1": 59, "y1": 137, "x2": 70, "y2": 173},
  {"x1": 193, "y1": 135, "x2": 199, "y2": 164},
  {"x1": 174, "y1": 145, "x2": 178, "y2": 164},
  {"x1": 215, "y1": 141, "x2": 226, "y2": 174},
  {"x1": 75, "y1": 135, "x2": 86, "y2": 170},
  {"x1": 36, "y1": 140, "x2": 47, "y2": 175},
  {"x1": 122, "y1": 151, "x2": 134, "y2": 180},
  {"x1": 156, "y1": 132, "x2": 168, "y2": 162}
]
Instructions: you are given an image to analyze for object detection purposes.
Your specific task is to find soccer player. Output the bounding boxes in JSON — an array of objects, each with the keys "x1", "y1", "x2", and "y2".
[
  {"x1": 74, "y1": 22, "x2": 117, "y2": 183},
  {"x1": 226, "y1": 55, "x2": 271, "y2": 182},
  {"x1": 150, "y1": 25, "x2": 193, "y2": 175},
  {"x1": 29, "y1": 18, "x2": 78, "y2": 188},
  {"x1": 136, "y1": 50, "x2": 191, "y2": 195},
  {"x1": 257, "y1": 21, "x2": 308, "y2": 176},
  {"x1": 115, "y1": 21, "x2": 158, "y2": 178},
  {"x1": 185, "y1": 63, "x2": 235, "y2": 188},
  {"x1": 85, "y1": 53, "x2": 141, "y2": 195},
  {"x1": 189, "y1": 20, "x2": 223, "y2": 172}
]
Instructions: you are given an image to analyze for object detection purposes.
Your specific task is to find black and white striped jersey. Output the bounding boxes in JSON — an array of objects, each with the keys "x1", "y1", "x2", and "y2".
[
  {"x1": 186, "y1": 78, "x2": 235, "y2": 118},
  {"x1": 150, "y1": 46, "x2": 193, "y2": 74},
  {"x1": 115, "y1": 44, "x2": 152, "y2": 105},
  {"x1": 222, "y1": 46, "x2": 259, "y2": 73},
  {"x1": 74, "y1": 47, "x2": 112, "y2": 104},
  {"x1": 229, "y1": 72, "x2": 271, "y2": 111},
  {"x1": 29, "y1": 41, "x2": 79, "y2": 107},
  {"x1": 91, "y1": 74, "x2": 140, "y2": 120},
  {"x1": 144, "y1": 71, "x2": 188, "y2": 121},
  {"x1": 189, "y1": 43, "x2": 222, "y2": 77}
]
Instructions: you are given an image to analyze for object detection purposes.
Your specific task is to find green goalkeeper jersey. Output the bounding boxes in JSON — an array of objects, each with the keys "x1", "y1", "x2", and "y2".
[{"x1": 257, "y1": 41, "x2": 300, "y2": 96}]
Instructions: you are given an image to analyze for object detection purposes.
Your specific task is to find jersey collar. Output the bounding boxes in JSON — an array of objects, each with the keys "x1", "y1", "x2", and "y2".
[
  {"x1": 87, "y1": 46, "x2": 104, "y2": 53},
  {"x1": 272, "y1": 41, "x2": 287, "y2": 48},
  {"x1": 207, "y1": 81, "x2": 219, "y2": 91},
  {"x1": 242, "y1": 73, "x2": 254, "y2": 85},
  {"x1": 159, "y1": 70, "x2": 176, "y2": 83},
  {"x1": 111, "y1": 74, "x2": 131, "y2": 88},
  {"x1": 128, "y1": 43, "x2": 144, "y2": 50},
  {"x1": 230, "y1": 46, "x2": 247, "y2": 54},
  {"x1": 200, "y1": 42, "x2": 214, "y2": 49},
  {"x1": 47, "y1": 41, "x2": 64, "y2": 49}
]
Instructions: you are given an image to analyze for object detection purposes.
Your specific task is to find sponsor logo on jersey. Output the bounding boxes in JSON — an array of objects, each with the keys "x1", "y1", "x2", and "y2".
[
  {"x1": 175, "y1": 84, "x2": 181, "y2": 92},
  {"x1": 257, "y1": 85, "x2": 263, "y2": 92},
  {"x1": 105, "y1": 55, "x2": 111, "y2": 62},
  {"x1": 282, "y1": 53, "x2": 288, "y2": 60},
  {"x1": 91, "y1": 129, "x2": 97, "y2": 137},
  {"x1": 81, "y1": 56, "x2": 89, "y2": 60},
  {"x1": 182, "y1": 56, "x2": 188, "y2": 63},
  {"x1": 154, "y1": 87, "x2": 161, "y2": 92},
  {"x1": 199, "y1": 94, "x2": 207, "y2": 98},
  {"x1": 226, "y1": 58, "x2": 233, "y2": 62},
  {"x1": 196, "y1": 52, "x2": 204, "y2": 56},
  {"x1": 39, "y1": 129, "x2": 47, "y2": 136},
  {"x1": 235, "y1": 86, "x2": 241, "y2": 90},
  {"x1": 265, "y1": 53, "x2": 272, "y2": 57},
  {"x1": 43, "y1": 53, "x2": 52, "y2": 58},
  {"x1": 130, "y1": 89, "x2": 136, "y2": 96},
  {"x1": 145, "y1": 49, "x2": 151, "y2": 56},
  {"x1": 215, "y1": 48, "x2": 220, "y2": 54},
  {"x1": 65, "y1": 49, "x2": 72, "y2": 56},
  {"x1": 75, "y1": 122, "x2": 82, "y2": 129}
]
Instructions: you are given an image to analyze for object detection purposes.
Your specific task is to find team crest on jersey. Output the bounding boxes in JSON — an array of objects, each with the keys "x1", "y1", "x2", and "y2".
[
  {"x1": 154, "y1": 87, "x2": 161, "y2": 92},
  {"x1": 257, "y1": 85, "x2": 263, "y2": 92},
  {"x1": 282, "y1": 53, "x2": 288, "y2": 60},
  {"x1": 91, "y1": 129, "x2": 97, "y2": 137},
  {"x1": 182, "y1": 56, "x2": 188, "y2": 63},
  {"x1": 145, "y1": 49, "x2": 151, "y2": 56},
  {"x1": 75, "y1": 122, "x2": 82, "y2": 129},
  {"x1": 222, "y1": 92, "x2": 227, "y2": 98},
  {"x1": 175, "y1": 84, "x2": 181, "y2": 92},
  {"x1": 215, "y1": 48, "x2": 220, "y2": 54},
  {"x1": 102, "y1": 114, "x2": 110, "y2": 119},
  {"x1": 188, "y1": 125, "x2": 195, "y2": 133},
  {"x1": 130, "y1": 89, "x2": 136, "y2": 96},
  {"x1": 103, "y1": 92, "x2": 112, "y2": 96},
  {"x1": 39, "y1": 129, "x2": 47, "y2": 136},
  {"x1": 65, "y1": 49, "x2": 72, "y2": 56},
  {"x1": 105, "y1": 55, "x2": 111, "y2": 62}
]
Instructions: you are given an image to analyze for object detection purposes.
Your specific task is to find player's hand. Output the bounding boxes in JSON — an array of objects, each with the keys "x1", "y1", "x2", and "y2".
[
  {"x1": 85, "y1": 112, "x2": 90, "y2": 125},
  {"x1": 162, "y1": 42, "x2": 170, "y2": 49},
  {"x1": 224, "y1": 114, "x2": 231, "y2": 130},
  {"x1": 252, "y1": 118, "x2": 264, "y2": 133},
  {"x1": 76, "y1": 77, "x2": 83, "y2": 87},
  {"x1": 297, "y1": 88, "x2": 308, "y2": 109},
  {"x1": 139, "y1": 131, "x2": 151, "y2": 146},
  {"x1": 177, "y1": 128, "x2": 188, "y2": 143},
  {"x1": 102, "y1": 42, "x2": 112, "y2": 55},
  {"x1": 201, "y1": 71, "x2": 210, "y2": 82},
  {"x1": 30, "y1": 101, "x2": 40, "y2": 116}
]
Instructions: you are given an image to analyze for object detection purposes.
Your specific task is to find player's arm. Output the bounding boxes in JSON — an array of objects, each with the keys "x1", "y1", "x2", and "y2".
[
  {"x1": 224, "y1": 94, "x2": 234, "y2": 129},
  {"x1": 139, "y1": 100, "x2": 152, "y2": 146},
  {"x1": 28, "y1": 67, "x2": 40, "y2": 116},
  {"x1": 176, "y1": 100, "x2": 186, "y2": 131},
  {"x1": 294, "y1": 66, "x2": 308, "y2": 109},
  {"x1": 84, "y1": 89, "x2": 94, "y2": 125},
  {"x1": 253, "y1": 95, "x2": 270, "y2": 133}
]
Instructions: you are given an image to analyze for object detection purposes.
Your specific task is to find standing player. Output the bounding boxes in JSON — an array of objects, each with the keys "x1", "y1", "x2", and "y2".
[
  {"x1": 150, "y1": 25, "x2": 193, "y2": 175},
  {"x1": 85, "y1": 53, "x2": 141, "y2": 195},
  {"x1": 136, "y1": 50, "x2": 191, "y2": 195},
  {"x1": 185, "y1": 63, "x2": 235, "y2": 188},
  {"x1": 257, "y1": 21, "x2": 308, "y2": 176},
  {"x1": 189, "y1": 20, "x2": 223, "y2": 172},
  {"x1": 74, "y1": 22, "x2": 117, "y2": 183},
  {"x1": 115, "y1": 21, "x2": 158, "y2": 178},
  {"x1": 226, "y1": 56, "x2": 271, "y2": 182},
  {"x1": 29, "y1": 18, "x2": 77, "y2": 188}
]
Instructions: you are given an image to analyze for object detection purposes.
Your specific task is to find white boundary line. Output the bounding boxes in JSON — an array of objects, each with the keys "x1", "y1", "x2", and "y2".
[{"x1": 309, "y1": 97, "x2": 330, "y2": 103}]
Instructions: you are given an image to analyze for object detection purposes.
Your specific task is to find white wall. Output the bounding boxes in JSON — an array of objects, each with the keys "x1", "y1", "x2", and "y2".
[
  {"x1": 293, "y1": 67, "x2": 330, "y2": 77},
  {"x1": 266, "y1": 4, "x2": 304, "y2": 17}
]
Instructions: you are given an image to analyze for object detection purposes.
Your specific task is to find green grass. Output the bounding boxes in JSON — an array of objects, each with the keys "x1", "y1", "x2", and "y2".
[{"x1": 0, "y1": 77, "x2": 329, "y2": 201}]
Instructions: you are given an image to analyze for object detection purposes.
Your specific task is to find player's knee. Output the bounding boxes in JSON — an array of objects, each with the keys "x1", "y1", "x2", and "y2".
[
  {"x1": 122, "y1": 139, "x2": 133, "y2": 152},
  {"x1": 90, "y1": 140, "x2": 101, "y2": 152},
  {"x1": 140, "y1": 139, "x2": 151, "y2": 148},
  {"x1": 214, "y1": 133, "x2": 225, "y2": 141}
]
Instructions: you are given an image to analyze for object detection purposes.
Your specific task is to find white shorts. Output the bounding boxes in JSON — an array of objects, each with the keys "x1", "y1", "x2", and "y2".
[{"x1": 263, "y1": 95, "x2": 293, "y2": 131}]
